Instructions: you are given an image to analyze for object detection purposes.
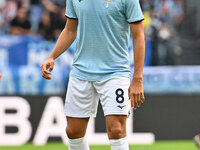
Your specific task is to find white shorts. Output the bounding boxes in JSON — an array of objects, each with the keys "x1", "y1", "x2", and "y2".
[{"x1": 64, "y1": 76, "x2": 130, "y2": 118}]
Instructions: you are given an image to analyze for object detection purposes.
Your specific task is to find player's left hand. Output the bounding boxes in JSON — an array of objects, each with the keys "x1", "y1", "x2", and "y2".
[
  {"x1": 128, "y1": 77, "x2": 145, "y2": 109},
  {"x1": 0, "y1": 73, "x2": 1, "y2": 79}
]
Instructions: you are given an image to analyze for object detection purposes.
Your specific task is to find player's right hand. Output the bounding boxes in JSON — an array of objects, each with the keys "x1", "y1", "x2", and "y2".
[
  {"x1": 40, "y1": 58, "x2": 54, "y2": 80},
  {"x1": 128, "y1": 77, "x2": 145, "y2": 109},
  {"x1": 0, "y1": 73, "x2": 1, "y2": 79}
]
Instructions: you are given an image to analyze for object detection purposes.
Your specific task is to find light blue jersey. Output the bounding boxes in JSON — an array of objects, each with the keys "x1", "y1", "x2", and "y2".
[{"x1": 66, "y1": 0, "x2": 144, "y2": 81}]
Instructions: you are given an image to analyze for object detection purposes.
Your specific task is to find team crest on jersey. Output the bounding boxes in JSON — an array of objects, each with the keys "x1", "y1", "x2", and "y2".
[
  {"x1": 78, "y1": 0, "x2": 83, "y2": 2},
  {"x1": 105, "y1": 0, "x2": 111, "y2": 8}
]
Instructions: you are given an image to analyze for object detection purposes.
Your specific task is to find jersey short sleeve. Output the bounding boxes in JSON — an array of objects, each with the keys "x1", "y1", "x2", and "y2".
[
  {"x1": 65, "y1": 0, "x2": 78, "y2": 19},
  {"x1": 125, "y1": 0, "x2": 144, "y2": 23}
]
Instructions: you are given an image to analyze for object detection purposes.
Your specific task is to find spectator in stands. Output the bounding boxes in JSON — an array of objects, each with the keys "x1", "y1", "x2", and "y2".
[
  {"x1": 42, "y1": 0, "x2": 65, "y2": 32},
  {"x1": 38, "y1": 10, "x2": 55, "y2": 41},
  {"x1": 0, "y1": 0, "x2": 18, "y2": 34},
  {"x1": 54, "y1": 8, "x2": 66, "y2": 38},
  {"x1": 10, "y1": 7, "x2": 31, "y2": 35},
  {"x1": 146, "y1": 5, "x2": 161, "y2": 65},
  {"x1": 30, "y1": 0, "x2": 43, "y2": 33},
  {"x1": 3, "y1": 0, "x2": 18, "y2": 22},
  {"x1": 38, "y1": 7, "x2": 66, "y2": 41},
  {"x1": 156, "y1": 1, "x2": 173, "y2": 65}
]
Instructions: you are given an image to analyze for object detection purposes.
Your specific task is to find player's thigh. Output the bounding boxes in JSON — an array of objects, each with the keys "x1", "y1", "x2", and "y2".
[
  {"x1": 66, "y1": 117, "x2": 89, "y2": 139},
  {"x1": 95, "y1": 77, "x2": 130, "y2": 116},
  {"x1": 106, "y1": 115, "x2": 127, "y2": 139},
  {"x1": 64, "y1": 76, "x2": 99, "y2": 118}
]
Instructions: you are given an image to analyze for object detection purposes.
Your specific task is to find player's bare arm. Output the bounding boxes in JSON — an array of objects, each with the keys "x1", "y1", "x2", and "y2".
[
  {"x1": 129, "y1": 21, "x2": 145, "y2": 109},
  {"x1": 0, "y1": 73, "x2": 1, "y2": 78},
  {"x1": 40, "y1": 19, "x2": 78, "y2": 80}
]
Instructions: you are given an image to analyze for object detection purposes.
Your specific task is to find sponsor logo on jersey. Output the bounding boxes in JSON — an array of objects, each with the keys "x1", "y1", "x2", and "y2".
[{"x1": 117, "y1": 105, "x2": 126, "y2": 109}]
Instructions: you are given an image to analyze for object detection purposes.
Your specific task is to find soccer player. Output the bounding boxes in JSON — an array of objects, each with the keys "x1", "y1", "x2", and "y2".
[{"x1": 40, "y1": 0, "x2": 145, "y2": 149}]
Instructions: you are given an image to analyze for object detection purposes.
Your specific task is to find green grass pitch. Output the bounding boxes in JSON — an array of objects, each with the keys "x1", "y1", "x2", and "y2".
[{"x1": 0, "y1": 141, "x2": 197, "y2": 150}]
